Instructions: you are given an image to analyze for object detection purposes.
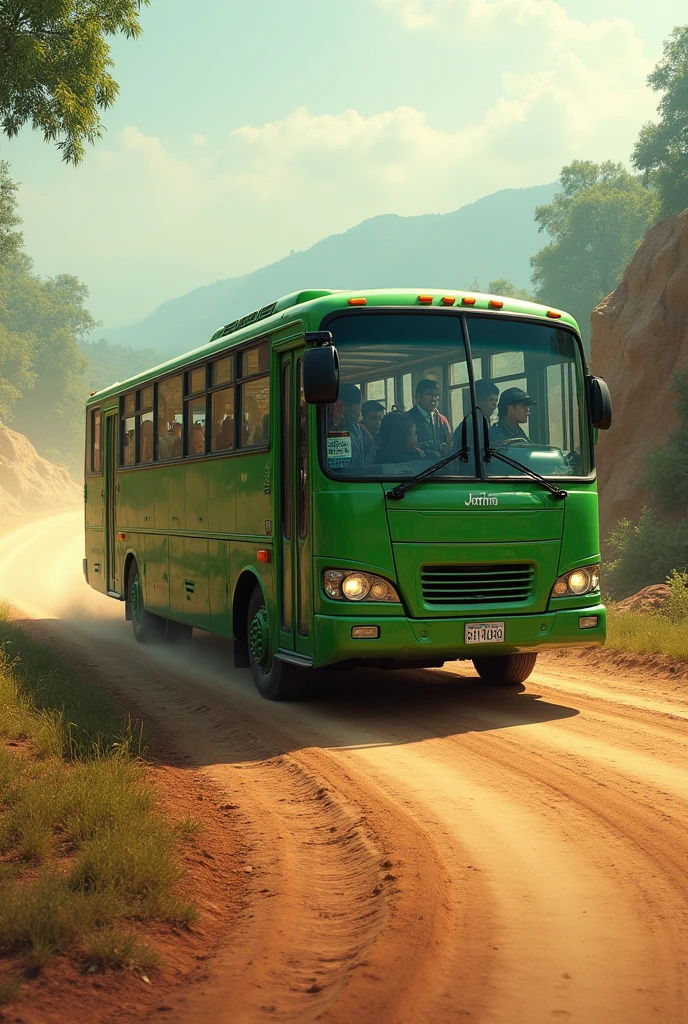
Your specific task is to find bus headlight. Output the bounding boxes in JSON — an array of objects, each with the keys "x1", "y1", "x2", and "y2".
[
  {"x1": 551, "y1": 565, "x2": 600, "y2": 598},
  {"x1": 323, "y1": 569, "x2": 401, "y2": 603}
]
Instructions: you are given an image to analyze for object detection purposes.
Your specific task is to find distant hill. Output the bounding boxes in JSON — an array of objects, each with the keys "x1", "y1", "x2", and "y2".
[{"x1": 100, "y1": 183, "x2": 556, "y2": 358}]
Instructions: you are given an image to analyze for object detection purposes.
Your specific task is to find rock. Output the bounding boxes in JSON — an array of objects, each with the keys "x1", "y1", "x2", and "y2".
[
  {"x1": 614, "y1": 584, "x2": 671, "y2": 614},
  {"x1": 590, "y1": 209, "x2": 688, "y2": 539},
  {"x1": 0, "y1": 425, "x2": 81, "y2": 515}
]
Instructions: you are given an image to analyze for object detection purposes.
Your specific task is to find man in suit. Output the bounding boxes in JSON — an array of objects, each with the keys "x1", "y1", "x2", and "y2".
[{"x1": 406, "y1": 378, "x2": 452, "y2": 460}]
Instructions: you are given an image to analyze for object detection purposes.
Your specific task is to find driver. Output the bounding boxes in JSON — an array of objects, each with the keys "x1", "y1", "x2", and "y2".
[{"x1": 491, "y1": 387, "x2": 535, "y2": 445}]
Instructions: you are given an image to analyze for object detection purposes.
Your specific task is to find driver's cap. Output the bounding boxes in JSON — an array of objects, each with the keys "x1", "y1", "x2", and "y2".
[{"x1": 502, "y1": 387, "x2": 536, "y2": 406}]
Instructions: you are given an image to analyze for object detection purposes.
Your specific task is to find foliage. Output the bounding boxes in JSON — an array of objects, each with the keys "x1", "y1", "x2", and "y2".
[
  {"x1": 0, "y1": 162, "x2": 93, "y2": 469},
  {"x1": 486, "y1": 278, "x2": 535, "y2": 301},
  {"x1": 662, "y1": 569, "x2": 688, "y2": 623},
  {"x1": 606, "y1": 608, "x2": 688, "y2": 661},
  {"x1": 0, "y1": 607, "x2": 196, "y2": 989},
  {"x1": 632, "y1": 26, "x2": 688, "y2": 219},
  {"x1": 80, "y1": 337, "x2": 161, "y2": 393},
  {"x1": 604, "y1": 507, "x2": 688, "y2": 600},
  {"x1": 530, "y1": 160, "x2": 659, "y2": 347},
  {"x1": 642, "y1": 371, "x2": 688, "y2": 511},
  {"x1": 0, "y1": 0, "x2": 148, "y2": 164}
]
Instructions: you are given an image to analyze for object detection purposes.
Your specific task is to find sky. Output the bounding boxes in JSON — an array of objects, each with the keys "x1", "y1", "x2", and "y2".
[{"x1": 3, "y1": 0, "x2": 686, "y2": 328}]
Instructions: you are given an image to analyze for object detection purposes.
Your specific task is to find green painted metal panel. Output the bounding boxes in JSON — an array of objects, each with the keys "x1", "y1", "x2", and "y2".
[
  {"x1": 209, "y1": 538, "x2": 230, "y2": 634},
  {"x1": 312, "y1": 603, "x2": 606, "y2": 668},
  {"x1": 392, "y1": 539, "x2": 562, "y2": 618},
  {"x1": 207, "y1": 461, "x2": 236, "y2": 535},
  {"x1": 143, "y1": 533, "x2": 169, "y2": 615},
  {"x1": 185, "y1": 463, "x2": 209, "y2": 533}
]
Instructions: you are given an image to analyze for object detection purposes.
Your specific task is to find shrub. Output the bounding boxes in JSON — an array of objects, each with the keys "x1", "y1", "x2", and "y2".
[{"x1": 604, "y1": 507, "x2": 688, "y2": 600}]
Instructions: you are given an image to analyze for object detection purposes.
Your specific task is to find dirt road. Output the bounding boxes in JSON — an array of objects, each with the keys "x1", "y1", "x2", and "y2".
[{"x1": 1, "y1": 511, "x2": 687, "y2": 1023}]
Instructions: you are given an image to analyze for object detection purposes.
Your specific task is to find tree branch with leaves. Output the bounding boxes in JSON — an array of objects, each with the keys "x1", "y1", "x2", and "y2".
[{"x1": 0, "y1": 0, "x2": 148, "y2": 164}]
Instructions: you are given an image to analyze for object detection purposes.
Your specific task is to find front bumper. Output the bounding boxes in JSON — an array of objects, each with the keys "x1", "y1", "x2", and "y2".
[{"x1": 312, "y1": 603, "x2": 606, "y2": 667}]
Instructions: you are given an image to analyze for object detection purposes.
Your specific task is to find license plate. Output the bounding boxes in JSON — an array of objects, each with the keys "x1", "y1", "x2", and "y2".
[{"x1": 465, "y1": 621, "x2": 505, "y2": 644}]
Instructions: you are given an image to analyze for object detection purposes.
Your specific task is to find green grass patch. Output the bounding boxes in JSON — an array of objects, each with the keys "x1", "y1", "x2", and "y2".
[
  {"x1": 606, "y1": 609, "x2": 688, "y2": 661},
  {"x1": 0, "y1": 603, "x2": 197, "y2": 995}
]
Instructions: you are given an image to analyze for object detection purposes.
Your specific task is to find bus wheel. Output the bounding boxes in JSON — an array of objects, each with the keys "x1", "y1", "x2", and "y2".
[
  {"x1": 472, "y1": 652, "x2": 538, "y2": 686},
  {"x1": 247, "y1": 587, "x2": 310, "y2": 701},
  {"x1": 165, "y1": 620, "x2": 193, "y2": 644},
  {"x1": 127, "y1": 561, "x2": 166, "y2": 644}
]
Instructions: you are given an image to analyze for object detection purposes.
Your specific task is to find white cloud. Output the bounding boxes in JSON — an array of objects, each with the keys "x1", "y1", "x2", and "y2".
[{"x1": 16, "y1": 0, "x2": 659, "y2": 326}]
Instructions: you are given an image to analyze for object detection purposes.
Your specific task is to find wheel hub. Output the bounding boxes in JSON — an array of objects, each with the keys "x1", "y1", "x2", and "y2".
[{"x1": 249, "y1": 605, "x2": 270, "y2": 670}]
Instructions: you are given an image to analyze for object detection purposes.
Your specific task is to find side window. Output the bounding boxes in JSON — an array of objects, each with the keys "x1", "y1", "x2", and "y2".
[
  {"x1": 157, "y1": 375, "x2": 183, "y2": 461},
  {"x1": 120, "y1": 387, "x2": 156, "y2": 466},
  {"x1": 121, "y1": 391, "x2": 136, "y2": 466},
  {"x1": 210, "y1": 355, "x2": 235, "y2": 452},
  {"x1": 239, "y1": 341, "x2": 270, "y2": 449},
  {"x1": 89, "y1": 408, "x2": 102, "y2": 474},
  {"x1": 185, "y1": 365, "x2": 207, "y2": 457},
  {"x1": 138, "y1": 386, "x2": 153, "y2": 464}
]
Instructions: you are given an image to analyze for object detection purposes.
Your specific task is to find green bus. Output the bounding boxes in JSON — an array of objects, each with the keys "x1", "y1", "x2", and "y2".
[{"x1": 84, "y1": 288, "x2": 611, "y2": 700}]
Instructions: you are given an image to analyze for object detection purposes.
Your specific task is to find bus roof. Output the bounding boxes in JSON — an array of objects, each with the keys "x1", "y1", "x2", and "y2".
[{"x1": 86, "y1": 288, "x2": 579, "y2": 405}]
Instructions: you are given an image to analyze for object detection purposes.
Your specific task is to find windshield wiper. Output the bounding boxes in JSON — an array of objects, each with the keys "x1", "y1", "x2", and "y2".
[
  {"x1": 481, "y1": 417, "x2": 567, "y2": 500},
  {"x1": 386, "y1": 440, "x2": 470, "y2": 501}
]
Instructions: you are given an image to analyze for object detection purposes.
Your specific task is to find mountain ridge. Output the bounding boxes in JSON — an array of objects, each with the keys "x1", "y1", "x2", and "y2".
[{"x1": 101, "y1": 183, "x2": 556, "y2": 358}]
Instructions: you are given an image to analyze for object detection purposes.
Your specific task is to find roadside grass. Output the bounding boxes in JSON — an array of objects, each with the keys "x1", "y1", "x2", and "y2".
[
  {"x1": 606, "y1": 610, "x2": 688, "y2": 661},
  {"x1": 605, "y1": 569, "x2": 688, "y2": 662},
  {"x1": 0, "y1": 602, "x2": 197, "y2": 1000}
]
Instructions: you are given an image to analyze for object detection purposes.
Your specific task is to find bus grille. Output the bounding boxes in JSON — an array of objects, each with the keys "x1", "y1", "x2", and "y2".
[{"x1": 420, "y1": 564, "x2": 535, "y2": 605}]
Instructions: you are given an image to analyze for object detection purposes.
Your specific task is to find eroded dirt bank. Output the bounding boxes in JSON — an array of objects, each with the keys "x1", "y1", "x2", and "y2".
[{"x1": 1, "y1": 512, "x2": 687, "y2": 1023}]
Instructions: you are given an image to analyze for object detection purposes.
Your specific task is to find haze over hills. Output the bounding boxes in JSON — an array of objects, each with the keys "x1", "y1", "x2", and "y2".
[{"x1": 100, "y1": 183, "x2": 556, "y2": 359}]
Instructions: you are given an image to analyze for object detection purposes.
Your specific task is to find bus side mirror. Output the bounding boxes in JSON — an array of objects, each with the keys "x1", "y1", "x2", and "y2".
[
  {"x1": 303, "y1": 338, "x2": 339, "y2": 404},
  {"x1": 588, "y1": 376, "x2": 612, "y2": 430}
]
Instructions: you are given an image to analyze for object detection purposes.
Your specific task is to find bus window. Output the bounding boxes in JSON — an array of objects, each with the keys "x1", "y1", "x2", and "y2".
[
  {"x1": 122, "y1": 417, "x2": 135, "y2": 466},
  {"x1": 239, "y1": 378, "x2": 270, "y2": 447},
  {"x1": 213, "y1": 356, "x2": 233, "y2": 386},
  {"x1": 157, "y1": 375, "x2": 183, "y2": 460},
  {"x1": 188, "y1": 366, "x2": 206, "y2": 395},
  {"x1": 139, "y1": 412, "x2": 154, "y2": 463},
  {"x1": 186, "y1": 398, "x2": 206, "y2": 455},
  {"x1": 243, "y1": 342, "x2": 269, "y2": 377},
  {"x1": 211, "y1": 389, "x2": 235, "y2": 451},
  {"x1": 466, "y1": 317, "x2": 590, "y2": 478},
  {"x1": 90, "y1": 408, "x2": 101, "y2": 473}
]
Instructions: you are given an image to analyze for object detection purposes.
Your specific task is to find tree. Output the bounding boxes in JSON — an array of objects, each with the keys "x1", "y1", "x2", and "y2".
[
  {"x1": 0, "y1": 0, "x2": 148, "y2": 164},
  {"x1": 487, "y1": 279, "x2": 535, "y2": 302},
  {"x1": 632, "y1": 25, "x2": 688, "y2": 219},
  {"x1": 530, "y1": 160, "x2": 659, "y2": 347},
  {"x1": 0, "y1": 162, "x2": 93, "y2": 467}
]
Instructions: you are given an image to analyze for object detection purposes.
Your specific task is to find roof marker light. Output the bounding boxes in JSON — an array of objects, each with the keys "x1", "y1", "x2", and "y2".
[
  {"x1": 489, "y1": 299, "x2": 504, "y2": 309},
  {"x1": 462, "y1": 297, "x2": 476, "y2": 306},
  {"x1": 547, "y1": 310, "x2": 562, "y2": 319},
  {"x1": 418, "y1": 294, "x2": 433, "y2": 304},
  {"x1": 348, "y1": 297, "x2": 367, "y2": 306},
  {"x1": 441, "y1": 296, "x2": 456, "y2": 306}
]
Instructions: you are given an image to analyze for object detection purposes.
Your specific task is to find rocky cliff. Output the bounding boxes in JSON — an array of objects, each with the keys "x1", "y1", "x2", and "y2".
[
  {"x1": 0, "y1": 425, "x2": 81, "y2": 517},
  {"x1": 591, "y1": 209, "x2": 688, "y2": 537}
]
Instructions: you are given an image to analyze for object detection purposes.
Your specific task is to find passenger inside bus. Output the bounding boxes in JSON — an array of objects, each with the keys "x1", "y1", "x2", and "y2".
[
  {"x1": 491, "y1": 387, "x2": 535, "y2": 445},
  {"x1": 377, "y1": 415, "x2": 424, "y2": 464},
  {"x1": 339, "y1": 384, "x2": 376, "y2": 466},
  {"x1": 452, "y1": 379, "x2": 500, "y2": 451},
  {"x1": 406, "y1": 379, "x2": 452, "y2": 460}
]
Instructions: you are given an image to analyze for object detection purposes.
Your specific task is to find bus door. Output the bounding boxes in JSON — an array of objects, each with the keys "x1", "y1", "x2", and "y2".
[
  {"x1": 277, "y1": 352, "x2": 313, "y2": 659},
  {"x1": 104, "y1": 412, "x2": 119, "y2": 594}
]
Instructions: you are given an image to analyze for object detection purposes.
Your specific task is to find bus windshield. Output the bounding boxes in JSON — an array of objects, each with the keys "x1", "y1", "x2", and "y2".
[{"x1": 322, "y1": 312, "x2": 591, "y2": 481}]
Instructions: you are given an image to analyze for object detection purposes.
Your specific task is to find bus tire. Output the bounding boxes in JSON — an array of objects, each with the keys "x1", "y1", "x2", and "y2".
[
  {"x1": 247, "y1": 587, "x2": 310, "y2": 701},
  {"x1": 472, "y1": 652, "x2": 538, "y2": 686},
  {"x1": 165, "y1": 620, "x2": 193, "y2": 644},
  {"x1": 127, "y1": 560, "x2": 166, "y2": 644}
]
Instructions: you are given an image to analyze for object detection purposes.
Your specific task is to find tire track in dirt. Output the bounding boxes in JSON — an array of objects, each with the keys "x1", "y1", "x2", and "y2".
[{"x1": 2, "y1": 512, "x2": 688, "y2": 1023}]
